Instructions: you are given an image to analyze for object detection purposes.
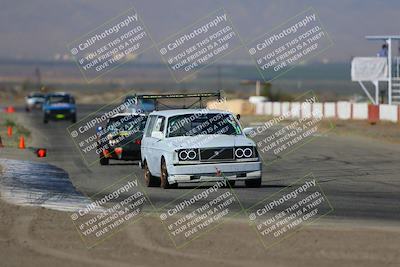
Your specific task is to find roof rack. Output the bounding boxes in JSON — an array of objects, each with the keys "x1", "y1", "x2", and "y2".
[{"x1": 127, "y1": 91, "x2": 223, "y2": 110}]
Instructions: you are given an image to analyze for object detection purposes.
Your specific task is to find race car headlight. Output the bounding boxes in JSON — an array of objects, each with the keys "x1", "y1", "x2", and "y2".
[
  {"x1": 177, "y1": 149, "x2": 199, "y2": 161},
  {"x1": 235, "y1": 147, "x2": 255, "y2": 158}
]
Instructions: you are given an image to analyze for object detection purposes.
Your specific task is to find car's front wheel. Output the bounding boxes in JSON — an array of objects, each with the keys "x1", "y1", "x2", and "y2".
[
  {"x1": 43, "y1": 115, "x2": 48, "y2": 124},
  {"x1": 245, "y1": 177, "x2": 261, "y2": 188},
  {"x1": 144, "y1": 161, "x2": 159, "y2": 187},
  {"x1": 160, "y1": 158, "x2": 177, "y2": 189}
]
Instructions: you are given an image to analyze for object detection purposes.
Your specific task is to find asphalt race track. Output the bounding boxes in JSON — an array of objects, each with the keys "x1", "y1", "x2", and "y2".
[{"x1": 14, "y1": 105, "x2": 400, "y2": 224}]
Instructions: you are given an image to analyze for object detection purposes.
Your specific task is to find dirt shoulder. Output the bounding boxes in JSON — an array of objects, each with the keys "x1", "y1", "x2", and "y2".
[
  {"x1": 0, "y1": 199, "x2": 399, "y2": 267},
  {"x1": 243, "y1": 115, "x2": 400, "y2": 144},
  {"x1": 0, "y1": 113, "x2": 31, "y2": 148}
]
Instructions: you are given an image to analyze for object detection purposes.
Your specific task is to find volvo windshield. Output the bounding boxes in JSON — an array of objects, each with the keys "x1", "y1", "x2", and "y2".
[{"x1": 167, "y1": 113, "x2": 242, "y2": 137}]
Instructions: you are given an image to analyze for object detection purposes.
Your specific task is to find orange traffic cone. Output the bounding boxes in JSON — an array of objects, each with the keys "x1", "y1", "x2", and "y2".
[
  {"x1": 7, "y1": 106, "x2": 15, "y2": 113},
  {"x1": 7, "y1": 126, "x2": 12, "y2": 137},
  {"x1": 18, "y1": 136, "x2": 25, "y2": 149}
]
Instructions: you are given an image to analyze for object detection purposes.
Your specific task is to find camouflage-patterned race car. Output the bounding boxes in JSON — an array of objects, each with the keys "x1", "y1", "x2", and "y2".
[{"x1": 97, "y1": 112, "x2": 148, "y2": 165}]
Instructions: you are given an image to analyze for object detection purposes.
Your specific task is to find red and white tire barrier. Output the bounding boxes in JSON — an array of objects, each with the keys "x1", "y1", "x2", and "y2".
[
  {"x1": 352, "y1": 103, "x2": 368, "y2": 120},
  {"x1": 255, "y1": 101, "x2": 400, "y2": 123},
  {"x1": 379, "y1": 104, "x2": 398, "y2": 122}
]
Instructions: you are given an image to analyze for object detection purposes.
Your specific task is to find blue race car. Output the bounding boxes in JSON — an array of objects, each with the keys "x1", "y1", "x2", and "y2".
[{"x1": 43, "y1": 93, "x2": 77, "y2": 124}]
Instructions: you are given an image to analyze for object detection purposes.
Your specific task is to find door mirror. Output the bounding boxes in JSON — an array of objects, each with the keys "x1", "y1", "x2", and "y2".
[
  {"x1": 242, "y1": 127, "x2": 254, "y2": 137},
  {"x1": 236, "y1": 114, "x2": 241, "y2": 121}
]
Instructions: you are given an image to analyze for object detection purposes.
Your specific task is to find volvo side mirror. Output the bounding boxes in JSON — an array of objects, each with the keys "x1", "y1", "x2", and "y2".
[{"x1": 243, "y1": 127, "x2": 254, "y2": 136}]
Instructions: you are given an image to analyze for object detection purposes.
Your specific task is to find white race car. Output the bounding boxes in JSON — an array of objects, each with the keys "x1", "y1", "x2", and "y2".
[
  {"x1": 141, "y1": 109, "x2": 262, "y2": 188},
  {"x1": 25, "y1": 92, "x2": 45, "y2": 111}
]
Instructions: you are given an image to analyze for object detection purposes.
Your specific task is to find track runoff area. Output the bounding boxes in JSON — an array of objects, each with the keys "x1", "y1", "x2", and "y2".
[{"x1": 1, "y1": 91, "x2": 396, "y2": 251}]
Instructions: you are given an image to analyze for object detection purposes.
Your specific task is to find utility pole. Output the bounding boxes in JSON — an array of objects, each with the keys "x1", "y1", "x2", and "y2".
[
  {"x1": 35, "y1": 67, "x2": 42, "y2": 91},
  {"x1": 256, "y1": 80, "x2": 260, "y2": 96},
  {"x1": 217, "y1": 65, "x2": 222, "y2": 90}
]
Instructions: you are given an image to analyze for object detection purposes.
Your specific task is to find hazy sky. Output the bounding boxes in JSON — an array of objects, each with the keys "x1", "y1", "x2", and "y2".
[{"x1": 1, "y1": 0, "x2": 399, "y2": 63}]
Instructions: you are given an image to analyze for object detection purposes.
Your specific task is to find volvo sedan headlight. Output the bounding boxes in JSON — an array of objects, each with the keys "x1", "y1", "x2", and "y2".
[
  {"x1": 235, "y1": 146, "x2": 256, "y2": 159},
  {"x1": 177, "y1": 149, "x2": 199, "y2": 161}
]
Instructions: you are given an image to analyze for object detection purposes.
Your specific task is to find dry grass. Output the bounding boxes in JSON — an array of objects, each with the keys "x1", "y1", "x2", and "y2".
[{"x1": 0, "y1": 114, "x2": 31, "y2": 147}]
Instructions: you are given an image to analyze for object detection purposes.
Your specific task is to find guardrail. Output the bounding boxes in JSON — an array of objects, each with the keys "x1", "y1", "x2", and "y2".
[{"x1": 255, "y1": 101, "x2": 400, "y2": 123}]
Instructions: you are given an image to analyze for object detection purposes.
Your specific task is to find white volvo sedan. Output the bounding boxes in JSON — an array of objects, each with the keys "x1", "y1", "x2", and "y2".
[{"x1": 141, "y1": 109, "x2": 262, "y2": 189}]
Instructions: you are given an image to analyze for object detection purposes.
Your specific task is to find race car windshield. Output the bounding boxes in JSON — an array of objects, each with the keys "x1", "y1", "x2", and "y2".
[
  {"x1": 167, "y1": 113, "x2": 242, "y2": 137},
  {"x1": 49, "y1": 96, "x2": 71, "y2": 104},
  {"x1": 29, "y1": 93, "x2": 44, "y2": 98},
  {"x1": 107, "y1": 115, "x2": 147, "y2": 133},
  {"x1": 129, "y1": 99, "x2": 155, "y2": 112},
  {"x1": 139, "y1": 99, "x2": 155, "y2": 105}
]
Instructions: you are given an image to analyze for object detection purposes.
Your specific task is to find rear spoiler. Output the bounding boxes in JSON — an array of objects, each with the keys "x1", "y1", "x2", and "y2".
[
  {"x1": 137, "y1": 92, "x2": 222, "y2": 99},
  {"x1": 131, "y1": 91, "x2": 223, "y2": 110}
]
